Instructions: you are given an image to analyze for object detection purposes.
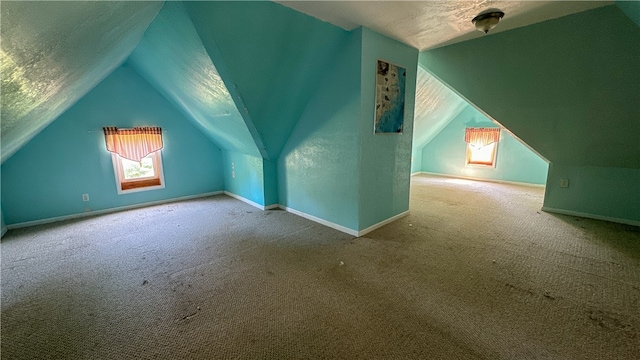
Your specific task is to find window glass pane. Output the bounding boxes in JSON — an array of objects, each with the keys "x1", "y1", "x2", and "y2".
[
  {"x1": 469, "y1": 143, "x2": 496, "y2": 164},
  {"x1": 121, "y1": 154, "x2": 155, "y2": 180}
]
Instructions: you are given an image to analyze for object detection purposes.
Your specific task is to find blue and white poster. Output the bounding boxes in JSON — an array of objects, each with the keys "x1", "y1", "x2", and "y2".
[{"x1": 375, "y1": 60, "x2": 406, "y2": 134}]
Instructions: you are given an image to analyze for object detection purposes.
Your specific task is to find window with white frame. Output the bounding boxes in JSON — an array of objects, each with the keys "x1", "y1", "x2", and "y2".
[
  {"x1": 112, "y1": 151, "x2": 164, "y2": 193},
  {"x1": 103, "y1": 127, "x2": 165, "y2": 194},
  {"x1": 464, "y1": 127, "x2": 500, "y2": 167}
]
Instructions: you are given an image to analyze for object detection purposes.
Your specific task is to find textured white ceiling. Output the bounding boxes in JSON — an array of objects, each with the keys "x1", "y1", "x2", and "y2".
[{"x1": 276, "y1": 1, "x2": 613, "y2": 50}]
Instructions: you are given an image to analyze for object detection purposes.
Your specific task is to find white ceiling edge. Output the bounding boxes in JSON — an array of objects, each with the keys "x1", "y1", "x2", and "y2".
[
  {"x1": 275, "y1": 1, "x2": 614, "y2": 51},
  {"x1": 431, "y1": 1, "x2": 616, "y2": 51}
]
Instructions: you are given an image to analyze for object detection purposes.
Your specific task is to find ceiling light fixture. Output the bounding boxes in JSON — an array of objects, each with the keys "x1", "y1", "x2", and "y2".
[{"x1": 472, "y1": 9, "x2": 505, "y2": 34}]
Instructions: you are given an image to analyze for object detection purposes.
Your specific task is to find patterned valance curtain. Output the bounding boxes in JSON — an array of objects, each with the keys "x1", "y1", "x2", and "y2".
[
  {"x1": 103, "y1": 127, "x2": 163, "y2": 162},
  {"x1": 465, "y1": 128, "x2": 500, "y2": 147}
]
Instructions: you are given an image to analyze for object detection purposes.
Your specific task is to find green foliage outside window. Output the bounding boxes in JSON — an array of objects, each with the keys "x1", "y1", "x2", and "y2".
[{"x1": 122, "y1": 156, "x2": 155, "y2": 179}]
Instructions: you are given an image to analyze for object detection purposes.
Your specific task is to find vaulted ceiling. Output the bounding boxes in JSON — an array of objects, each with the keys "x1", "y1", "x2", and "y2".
[
  {"x1": 127, "y1": 1, "x2": 262, "y2": 158},
  {"x1": 412, "y1": 67, "x2": 467, "y2": 153},
  {"x1": 1, "y1": 1, "x2": 163, "y2": 163},
  {"x1": 1, "y1": 1, "x2": 346, "y2": 163},
  {"x1": 0, "y1": 1, "x2": 629, "y2": 165}
]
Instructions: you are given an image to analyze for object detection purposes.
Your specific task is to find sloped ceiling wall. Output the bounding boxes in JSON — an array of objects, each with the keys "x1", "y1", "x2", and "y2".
[
  {"x1": 184, "y1": 1, "x2": 348, "y2": 161},
  {"x1": 0, "y1": 1, "x2": 163, "y2": 163},
  {"x1": 412, "y1": 66, "x2": 467, "y2": 154},
  {"x1": 128, "y1": 2, "x2": 261, "y2": 157},
  {"x1": 617, "y1": 0, "x2": 640, "y2": 26},
  {"x1": 1, "y1": 1, "x2": 349, "y2": 164},
  {"x1": 420, "y1": 5, "x2": 640, "y2": 169}
]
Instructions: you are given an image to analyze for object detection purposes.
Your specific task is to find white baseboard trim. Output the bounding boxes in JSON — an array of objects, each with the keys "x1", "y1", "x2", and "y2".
[
  {"x1": 223, "y1": 191, "x2": 278, "y2": 211},
  {"x1": 1, "y1": 225, "x2": 7, "y2": 238},
  {"x1": 416, "y1": 171, "x2": 546, "y2": 188},
  {"x1": 541, "y1": 207, "x2": 640, "y2": 227},
  {"x1": 7, "y1": 191, "x2": 223, "y2": 230},
  {"x1": 357, "y1": 210, "x2": 410, "y2": 237},
  {"x1": 279, "y1": 206, "x2": 359, "y2": 236},
  {"x1": 279, "y1": 206, "x2": 410, "y2": 237}
]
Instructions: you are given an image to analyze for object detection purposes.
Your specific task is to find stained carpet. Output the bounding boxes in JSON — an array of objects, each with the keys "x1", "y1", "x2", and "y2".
[{"x1": 2, "y1": 174, "x2": 639, "y2": 359}]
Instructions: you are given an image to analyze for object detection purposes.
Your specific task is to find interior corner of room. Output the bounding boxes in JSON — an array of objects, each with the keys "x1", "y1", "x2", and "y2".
[
  {"x1": 1, "y1": 1, "x2": 639, "y2": 236},
  {"x1": 1, "y1": 1, "x2": 639, "y2": 358},
  {"x1": 2, "y1": 1, "x2": 639, "y2": 236}
]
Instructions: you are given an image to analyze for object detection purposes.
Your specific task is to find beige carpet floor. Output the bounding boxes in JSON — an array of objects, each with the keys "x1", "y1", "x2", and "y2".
[{"x1": 2, "y1": 174, "x2": 639, "y2": 359}]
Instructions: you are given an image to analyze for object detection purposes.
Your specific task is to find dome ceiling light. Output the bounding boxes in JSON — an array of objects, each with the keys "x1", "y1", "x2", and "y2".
[{"x1": 472, "y1": 9, "x2": 505, "y2": 34}]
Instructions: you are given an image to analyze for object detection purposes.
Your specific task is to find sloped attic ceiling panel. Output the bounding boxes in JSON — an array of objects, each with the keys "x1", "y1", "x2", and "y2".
[
  {"x1": 412, "y1": 66, "x2": 467, "y2": 152},
  {"x1": 184, "y1": 1, "x2": 349, "y2": 160},
  {"x1": 128, "y1": 1, "x2": 261, "y2": 157},
  {"x1": 1, "y1": 1, "x2": 163, "y2": 163},
  {"x1": 420, "y1": 5, "x2": 639, "y2": 168}
]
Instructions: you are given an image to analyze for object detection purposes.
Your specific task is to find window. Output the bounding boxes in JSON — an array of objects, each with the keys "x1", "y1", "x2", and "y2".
[
  {"x1": 465, "y1": 127, "x2": 500, "y2": 167},
  {"x1": 112, "y1": 151, "x2": 164, "y2": 193},
  {"x1": 103, "y1": 127, "x2": 165, "y2": 194}
]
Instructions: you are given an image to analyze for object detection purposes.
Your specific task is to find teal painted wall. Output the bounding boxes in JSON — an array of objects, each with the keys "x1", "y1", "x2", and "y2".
[
  {"x1": 420, "y1": 5, "x2": 639, "y2": 169},
  {"x1": 221, "y1": 155, "x2": 278, "y2": 208},
  {"x1": 359, "y1": 28, "x2": 418, "y2": 229},
  {"x1": 278, "y1": 30, "x2": 361, "y2": 230},
  {"x1": 1, "y1": 66, "x2": 223, "y2": 225},
  {"x1": 262, "y1": 160, "x2": 278, "y2": 207},
  {"x1": 184, "y1": 1, "x2": 347, "y2": 161},
  {"x1": 279, "y1": 27, "x2": 418, "y2": 232},
  {"x1": 544, "y1": 165, "x2": 640, "y2": 223},
  {"x1": 412, "y1": 150, "x2": 423, "y2": 175},
  {"x1": 222, "y1": 151, "x2": 267, "y2": 206},
  {"x1": 1, "y1": 205, "x2": 6, "y2": 237},
  {"x1": 0, "y1": 178, "x2": 5, "y2": 236},
  {"x1": 221, "y1": 151, "x2": 277, "y2": 207},
  {"x1": 128, "y1": 1, "x2": 260, "y2": 157},
  {"x1": 411, "y1": 66, "x2": 467, "y2": 173},
  {"x1": 420, "y1": 5, "x2": 639, "y2": 224},
  {"x1": 420, "y1": 106, "x2": 548, "y2": 185},
  {"x1": 617, "y1": 0, "x2": 640, "y2": 26}
]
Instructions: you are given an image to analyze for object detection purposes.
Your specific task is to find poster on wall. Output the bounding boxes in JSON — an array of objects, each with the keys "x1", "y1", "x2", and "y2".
[{"x1": 374, "y1": 60, "x2": 406, "y2": 134}]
